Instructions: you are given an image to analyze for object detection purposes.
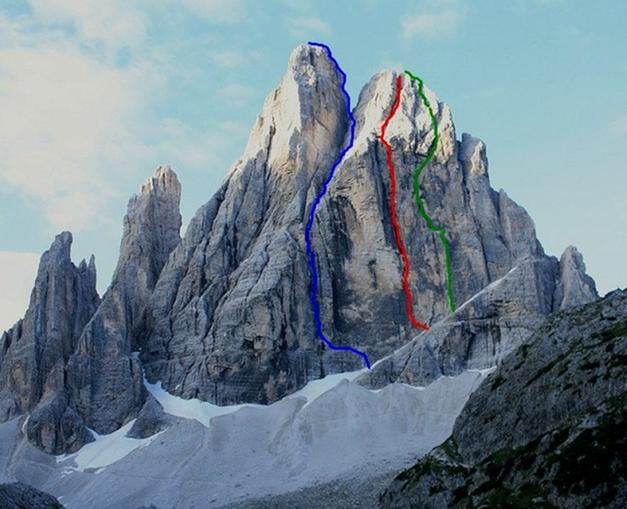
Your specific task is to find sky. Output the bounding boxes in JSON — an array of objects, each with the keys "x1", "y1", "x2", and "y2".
[{"x1": 1, "y1": 0, "x2": 626, "y2": 331}]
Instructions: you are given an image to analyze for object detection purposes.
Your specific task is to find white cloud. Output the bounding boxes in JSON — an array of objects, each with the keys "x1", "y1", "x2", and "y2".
[
  {"x1": 1, "y1": 1, "x2": 256, "y2": 238},
  {"x1": 402, "y1": 10, "x2": 461, "y2": 41},
  {"x1": 28, "y1": 0, "x2": 146, "y2": 54},
  {"x1": 286, "y1": 16, "x2": 331, "y2": 38},
  {"x1": 0, "y1": 251, "x2": 40, "y2": 332},
  {"x1": 0, "y1": 43, "x2": 150, "y2": 232}
]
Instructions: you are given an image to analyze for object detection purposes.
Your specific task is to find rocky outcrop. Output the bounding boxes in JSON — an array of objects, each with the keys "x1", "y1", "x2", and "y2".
[
  {"x1": 126, "y1": 395, "x2": 175, "y2": 439},
  {"x1": 142, "y1": 45, "x2": 597, "y2": 405},
  {"x1": 554, "y1": 245, "x2": 598, "y2": 309},
  {"x1": 144, "y1": 44, "x2": 352, "y2": 404},
  {"x1": 380, "y1": 290, "x2": 627, "y2": 509},
  {"x1": 453, "y1": 289, "x2": 625, "y2": 465},
  {"x1": 356, "y1": 254, "x2": 573, "y2": 389},
  {"x1": 0, "y1": 232, "x2": 99, "y2": 452},
  {"x1": 67, "y1": 166, "x2": 182, "y2": 434},
  {"x1": 24, "y1": 392, "x2": 93, "y2": 455},
  {"x1": 0, "y1": 482, "x2": 63, "y2": 509}
]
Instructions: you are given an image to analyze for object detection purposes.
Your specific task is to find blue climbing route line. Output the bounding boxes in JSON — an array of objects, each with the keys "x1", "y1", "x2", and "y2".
[{"x1": 305, "y1": 41, "x2": 371, "y2": 369}]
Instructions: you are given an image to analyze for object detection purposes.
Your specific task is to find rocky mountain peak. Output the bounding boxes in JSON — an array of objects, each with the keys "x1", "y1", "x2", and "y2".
[
  {"x1": 45, "y1": 231, "x2": 72, "y2": 259},
  {"x1": 119, "y1": 165, "x2": 182, "y2": 284},
  {"x1": 242, "y1": 44, "x2": 348, "y2": 176},
  {"x1": 139, "y1": 164, "x2": 181, "y2": 197},
  {"x1": 561, "y1": 245, "x2": 588, "y2": 268},
  {"x1": 37, "y1": 233, "x2": 97, "y2": 301},
  {"x1": 555, "y1": 245, "x2": 598, "y2": 309},
  {"x1": 139, "y1": 46, "x2": 600, "y2": 407},
  {"x1": 77, "y1": 254, "x2": 97, "y2": 289},
  {"x1": 0, "y1": 233, "x2": 99, "y2": 446},
  {"x1": 0, "y1": 47, "x2": 601, "y2": 455},
  {"x1": 352, "y1": 70, "x2": 455, "y2": 162},
  {"x1": 0, "y1": 166, "x2": 185, "y2": 453},
  {"x1": 459, "y1": 133, "x2": 488, "y2": 177}
]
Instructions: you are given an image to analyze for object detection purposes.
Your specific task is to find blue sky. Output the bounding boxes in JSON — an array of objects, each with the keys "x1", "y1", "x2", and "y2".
[{"x1": 1, "y1": 0, "x2": 626, "y2": 330}]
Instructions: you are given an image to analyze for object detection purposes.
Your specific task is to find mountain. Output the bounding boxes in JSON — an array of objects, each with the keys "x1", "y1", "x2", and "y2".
[
  {"x1": 380, "y1": 289, "x2": 627, "y2": 508},
  {"x1": 356, "y1": 246, "x2": 598, "y2": 390},
  {"x1": 141, "y1": 44, "x2": 596, "y2": 407},
  {"x1": 0, "y1": 44, "x2": 611, "y2": 508}
]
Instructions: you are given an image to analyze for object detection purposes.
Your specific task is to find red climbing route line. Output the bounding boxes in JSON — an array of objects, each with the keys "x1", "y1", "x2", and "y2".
[{"x1": 380, "y1": 75, "x2": 430, "y2": 331}]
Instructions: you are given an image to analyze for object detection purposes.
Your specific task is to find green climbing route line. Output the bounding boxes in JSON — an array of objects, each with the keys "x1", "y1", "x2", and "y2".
[{"x1": 404, "y1": 70, "x2": 457, "y2": 312}]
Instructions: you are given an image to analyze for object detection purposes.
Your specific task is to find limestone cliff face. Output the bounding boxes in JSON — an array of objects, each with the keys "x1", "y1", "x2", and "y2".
[
  {"x1": 142, "y1": 46, "x2": 597, "y2": 405},
  {"x1": 357, "y1": 249, "x2": 598, "y2": 390},
  {"x1": 143, "y1": 45, "x2": 351, "y2": 404}
]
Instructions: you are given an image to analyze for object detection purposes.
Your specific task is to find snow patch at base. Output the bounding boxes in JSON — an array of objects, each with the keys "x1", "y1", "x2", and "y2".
[
  {"x1": 144, "y1": 367, "x2": 370, "y2": 427},
  {"x1": 144, "y1": 380, "x2": 261, "y2": 428},
  {"x1": 37, "y1": 368, "x2": 490, "y2": 508},
  {"x1": 54, "y1": 366, "x2": 491, "y2": 479},
  {"x1": 286, "y1": 367, "x2": 367, "y2": 406},
  {"x1": 57, "y1": 420, "x2": 163, "y2": 472}
]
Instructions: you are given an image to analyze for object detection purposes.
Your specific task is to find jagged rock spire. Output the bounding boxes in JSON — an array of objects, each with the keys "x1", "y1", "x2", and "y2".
[
  {"x1": 67, "y1": 166, "x2": 182, "y2": 435},
  {"x1": 119, "y1": 164, "x2": 182, "y2": 284},
  {"x1": 0, "y1": 232, "x2": 99, "y2": 452},
  {"x1": 555, "y1": 245, "x2": 598, "y2": 309}
]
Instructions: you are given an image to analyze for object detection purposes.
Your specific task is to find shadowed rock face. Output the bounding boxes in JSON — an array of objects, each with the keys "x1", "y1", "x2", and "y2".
[
  {"x1": 0, "y1": 482, "x2": 63, "y2": 509},
  {"x1": 126, "y1": 395, "x2": 175, "y2": 439},
  {"x1": 142, "y1": 46, "x2": 597, "y2": 405},
  {"x1": 0, "y1": 232, "x2": 99, "y2": 452}
]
